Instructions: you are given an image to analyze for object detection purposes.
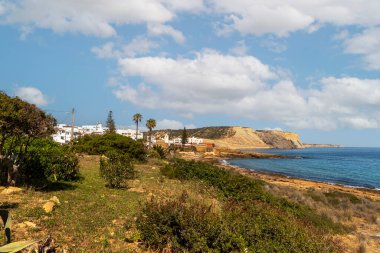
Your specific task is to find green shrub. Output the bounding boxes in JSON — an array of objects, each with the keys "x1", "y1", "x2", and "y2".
[
  {"x1": 99, "y1": 152, "x2": 136, "y2": 188},
  {"x1": 73, "y1": 133, "x2": 146, "y2": 161},
  {"x1": 161, "y1": 159, "x2": 347, "y2": 233},
  {"x1": 18, "y1": 138, "x2": 80, "y2": 186},
  {"x1": 136, "y1": 192, "x2": 246, "y2": 252},
  {"x1": 152, "y1": 145, "x2": 166, "y2": 159},
  {"x1": 148, "y1": 159, "x2": 346, "y2": 252}
]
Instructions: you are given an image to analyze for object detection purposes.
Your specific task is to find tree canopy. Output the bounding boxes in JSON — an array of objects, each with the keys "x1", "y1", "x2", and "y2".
[
  {"x1": 106, "y1": 111, "x2": 116, "y2": 133},
  {"x1": 0, "y1": 91, "x2": 56, "y2": 161}
]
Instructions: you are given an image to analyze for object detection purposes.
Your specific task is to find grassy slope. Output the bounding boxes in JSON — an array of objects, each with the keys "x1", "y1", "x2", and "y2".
[
  {"x1": 0, "y1": 156, "x2": 218, "y2": 252},
  {"x1": 1, "y1": 156, "x2": 378, "y2": 252}
]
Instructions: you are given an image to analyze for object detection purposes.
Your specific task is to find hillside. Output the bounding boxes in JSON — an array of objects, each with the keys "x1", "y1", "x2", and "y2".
[{"x1": 149, "y1": 126, "x2": 304, "y2": 149}]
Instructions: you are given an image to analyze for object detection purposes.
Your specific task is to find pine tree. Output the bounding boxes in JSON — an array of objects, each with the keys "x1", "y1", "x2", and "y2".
[
  {"x1": 181, "y1": 127, "x2": 188, "y2": 145},
  {"x1": 106, "y1": 111, "x2": 116, "y2": 133}
]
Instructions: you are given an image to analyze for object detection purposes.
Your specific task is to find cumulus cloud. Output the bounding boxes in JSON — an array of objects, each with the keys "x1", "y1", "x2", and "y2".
[
  {"x1": 229, "y1": 40, "x2": 248, "y2": 56},
  {"x1": 15, "y1": 86, "x2": 49, "y2": 106},
  {"x1": 211, "y1": 1, "x2": 380, "y2": 37},
  {"x1": 0, "y1": 0, "x2": 179, "y2": 37},
  {"x1": 112, "y1": 50, "x2": 380, "y2": 130},
  {"x1": 92, "y1": 37, "x2": 159, "y2": 59},
  {"x1": 147, "y1": 23, "x2": 185, "y2": 44},
  {"x1": 343, "y1": 27, "x2": 380, "y2": 70},
  {"x1": 156, "y1": 119, "x2": 196, "y2": 130}
]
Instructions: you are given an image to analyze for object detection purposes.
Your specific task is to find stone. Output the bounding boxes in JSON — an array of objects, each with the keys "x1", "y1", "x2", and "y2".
[
  {"x1": 17, "y1": 221, "x2": 37, "y2": 229},
  {"x1": 24, "y1": 221, "x2": 37, "y2": 228},
  {"x1": 50, "y1": 196, "x2": 60, "y2": 205},
  {"x1": 128, "y1": 187, "x2": 145, "y2": 193},
  {"x1": 43, "y1": 201, "x2": 56, "y2": 213},
  {"x1": 0, "y1": 186, "x2": 23, "y2": 195}
]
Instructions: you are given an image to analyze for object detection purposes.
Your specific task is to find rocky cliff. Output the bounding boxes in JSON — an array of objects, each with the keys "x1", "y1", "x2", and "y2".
[{"x1": 150, "y1": 126, "x2": 306, "y2": 150}]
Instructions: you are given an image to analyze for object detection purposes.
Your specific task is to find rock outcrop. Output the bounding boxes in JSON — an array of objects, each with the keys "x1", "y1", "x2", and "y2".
[{"x1": 151, "y1": 126, "x2": 304, "y2": 150}]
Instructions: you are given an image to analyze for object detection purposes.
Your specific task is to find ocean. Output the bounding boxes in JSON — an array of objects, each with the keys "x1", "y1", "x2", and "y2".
[{"x1": 226, "y1": 147, "x2": 380, "y2": 190}]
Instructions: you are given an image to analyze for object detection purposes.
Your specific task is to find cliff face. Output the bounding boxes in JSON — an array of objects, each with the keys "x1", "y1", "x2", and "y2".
[
  {"x1": 151, "y1": 126, "x2": 305, "y2": 150},
  {"x1": 256, "y1": 130, "x2": 303, "y2": 149}
]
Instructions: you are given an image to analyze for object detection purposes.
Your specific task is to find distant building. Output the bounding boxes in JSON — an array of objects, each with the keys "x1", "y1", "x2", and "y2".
[
  {"x1": 116, "y1": 129, "x2": 143, "y2": 140},
  {"x1": 153, "y1": 133, "x2": 203, "y2": 145},
  {"x1": 52, "y1": 123, "x2": 143, "y2": 144}
]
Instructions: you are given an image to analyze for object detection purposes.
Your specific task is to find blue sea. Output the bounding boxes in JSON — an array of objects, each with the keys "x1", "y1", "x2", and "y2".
[{"x1": 227, "y1": 148, "x2": 380, "y2": 190}]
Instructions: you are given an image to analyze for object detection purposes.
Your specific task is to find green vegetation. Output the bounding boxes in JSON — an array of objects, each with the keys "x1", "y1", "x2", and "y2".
[
  {"x1": 106, "y1": 110, "x2": 116, "y2": 134},
  {"x1": 181, "y1": 127, "x2": 188, "y2": 145},
  {"x1": 145, "y1": 118, "x2": 156, "y2": 146},
  {"x1": 18, "y1": 138, "x2": 80, "y2": 186},
  {"x1": 137, "y1": 192, "x2": 246, "y2": 252},
  {"x1": 73, "y1": 133, "x2": 146, "y2": 160},
  {"x1": 152, "y1": 126, "x2": 236, "y2": 139},
  {"x1": 152, "y1": 145, "x2": 166, "y2": 159},
  {"x1": 132, "y1": 113, "x2": 142, "y2": 140},
  {"x1": 0, "y1": 91, "x2": 79, "y2": 187},
  {"x1": 99, "y1": 152, "x2": 136, "y2": 188},
  {"x1": 151, "y1": 159, "x2": 345, "y2": 252}
]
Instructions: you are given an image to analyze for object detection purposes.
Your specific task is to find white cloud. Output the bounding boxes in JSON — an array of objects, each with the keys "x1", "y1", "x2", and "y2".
[
  {"x1": 260, "y1": 38, "x2": 287, "y2": 53},
  {"x1": 91, "y1": 42, "x2": 118, "y2": 59},
  {"x1": 343, "y1": 27, "x2": 380, "y2": 70},
  {"x1": 112, "y1": 51, "x2": 380, "y2": 130},
  {"x1": 92, "y1": 37, "x2": 159, "y2": 59},
  {"x1": 148, "y1": 23, "x2": 185, "y2": 44},
  {"x1": 162, "y1": 0, "x2": 205, "y2": 12},
  {"x1": 229, "y1": 40, "x2": 248, "y2": 56},
  {"x1": 211, "y1": 1, "x2": 380, "y2": 37},
  {"x1": 156, "y1": 119, "x2": 195, "y2": 130},
  {"x1": 0, "y1": 0, "x2": 175, "y2": 37},
  {"x1": 15, "y1": 86, "x2": 49, "y2": 106}
]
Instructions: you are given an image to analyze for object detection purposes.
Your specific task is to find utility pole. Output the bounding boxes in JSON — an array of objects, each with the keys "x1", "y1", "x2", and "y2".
[{"x1": 71, "y1": 108, "x2": 75, "y2": 142}]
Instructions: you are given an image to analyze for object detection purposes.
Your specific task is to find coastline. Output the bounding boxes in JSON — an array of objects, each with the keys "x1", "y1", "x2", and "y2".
[
  {"x1": 219, "y1": 161, "x2": 380, "y2": 201},
  {"x1": 178, "y1": 151, "x2": 380, "y2": 201}
]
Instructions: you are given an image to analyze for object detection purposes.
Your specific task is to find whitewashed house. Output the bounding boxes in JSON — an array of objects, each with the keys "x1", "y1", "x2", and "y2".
[
  {"x1": 52, "y1": 123, "x2": 142, "y2": 144},
  {"x1": 116, "y1": 129, "x2": 143, "y2": 140},
  {"x1": 52, "y1": 124, "x2": 82, "y2": 144}
]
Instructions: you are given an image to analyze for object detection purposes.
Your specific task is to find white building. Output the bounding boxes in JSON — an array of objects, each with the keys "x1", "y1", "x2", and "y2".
[
  {"x1": 116, "y1": 129, "x2": 143, "y2": 140},
  {"x1": 52, "y1": 124, "x2": 82, "y2": 144},
  {"x1": 52, "y1": 123, "x2": 143, "y2": 144},
  {"x1": 155, "y1": 134, "x2": 203, "y2": 145},
  {"x1": 82, "y1": 123, "x2": 106, "y2": 135}
]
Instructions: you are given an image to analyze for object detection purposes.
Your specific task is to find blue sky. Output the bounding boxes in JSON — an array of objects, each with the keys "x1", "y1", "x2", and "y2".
[{"x1": 1, "y1": 0, "x2": 380, "y2": 147}]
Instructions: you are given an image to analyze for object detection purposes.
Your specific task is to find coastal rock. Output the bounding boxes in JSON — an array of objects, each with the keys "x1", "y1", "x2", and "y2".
[
  {"x1": 43, "y1": 201, "x2": 56, "y2": 213},
  {"x1": 1, "y1": 186, "x2": 23, "y2": 195},
  {"x1": 18, "y1": 221, "x2": 37, "y2": 229},
  {"x1": 50, "y1": 196, "x2": 61, "y2": 205}
]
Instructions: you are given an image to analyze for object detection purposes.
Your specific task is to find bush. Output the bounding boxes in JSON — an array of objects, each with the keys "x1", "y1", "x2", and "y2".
[
  {"x1": 149, "y1": 159, "x2": 345, "y2": 252},
  {"x1": 73, "y1": 133, "x2": 146, "y2": 161},
  {"x1": 99, "y1": 152, "x2": 136, "y2": 188},
  {"x1": 136, "y1": 192, "x2": 246, "y2": 252},
  {"x1": 18, "y1": 138, "x2": 80, "y2": 186},
  {"x1": 152, "y1": 145, "x2": 166, "y2": 159}
]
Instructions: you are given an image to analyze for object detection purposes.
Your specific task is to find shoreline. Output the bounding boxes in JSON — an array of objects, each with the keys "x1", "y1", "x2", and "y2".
[
  {"x1": 218, "y1": 160, "x2": 380, "y2": 201},
  {"x1": 178, "y1": 151, "x2": 380, "y2": 201}
]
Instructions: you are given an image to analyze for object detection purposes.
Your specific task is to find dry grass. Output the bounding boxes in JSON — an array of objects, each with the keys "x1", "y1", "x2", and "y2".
[
  {"x1": 0, "y1": 156, "x2": 219, "y2": 252},
  {"x1": 264, "y1": 184, "x2": 380, "y2": 252}
]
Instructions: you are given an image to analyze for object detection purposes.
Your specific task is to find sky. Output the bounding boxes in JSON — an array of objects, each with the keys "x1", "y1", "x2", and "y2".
[{"x1": 1, "y1": 0, "x2": 380, "y2": 147}]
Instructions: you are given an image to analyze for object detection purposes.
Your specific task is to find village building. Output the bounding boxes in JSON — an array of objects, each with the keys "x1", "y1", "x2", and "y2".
[{"x1": 52, "y1": 123, "x2": 143, "y2": 144}]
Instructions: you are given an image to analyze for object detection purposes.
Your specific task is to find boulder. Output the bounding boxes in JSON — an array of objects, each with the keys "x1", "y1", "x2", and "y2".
[
  {"x1": 43, "y1": 201, "x2": 56, "y2": 213},
  {"x1": 0, "y1": 186, "x2": 23, "y2": 195},
  {"x1": 50, "y1": 196, "x2": 60, "y2": 205}
]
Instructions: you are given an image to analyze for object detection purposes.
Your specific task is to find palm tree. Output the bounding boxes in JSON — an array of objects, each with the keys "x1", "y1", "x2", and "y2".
[
  {"x1": 146, "y1": 118, "x2": 156, "y2": 147},
  {"x1": 133, "y1": 113, "x2": 142, "y2": 140}
]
